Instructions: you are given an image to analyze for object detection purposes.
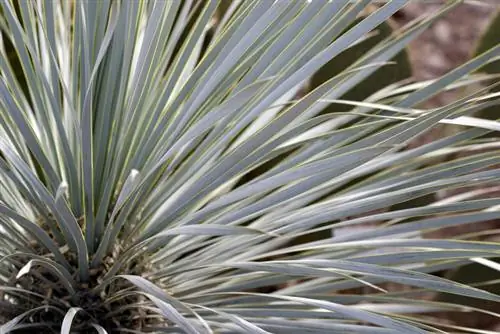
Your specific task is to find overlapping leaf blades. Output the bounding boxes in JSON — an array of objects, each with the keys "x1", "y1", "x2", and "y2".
[{"x1": 1, "y1": 0, "x2": 500, "y2": 333}]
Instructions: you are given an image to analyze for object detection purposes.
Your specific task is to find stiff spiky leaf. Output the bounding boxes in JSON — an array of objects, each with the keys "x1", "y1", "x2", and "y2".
[{"x1": 1, "y1": 0, "x2": 500, "y2": 333}]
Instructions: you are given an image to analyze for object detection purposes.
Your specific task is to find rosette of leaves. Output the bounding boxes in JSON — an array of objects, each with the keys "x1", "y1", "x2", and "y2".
[{"x1": 1, "y1": 1, "x2": 500, "y2": 333}]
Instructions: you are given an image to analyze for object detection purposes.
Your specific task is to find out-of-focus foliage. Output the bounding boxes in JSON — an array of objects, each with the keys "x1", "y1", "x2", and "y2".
[{"x1": 474, "y1": 9, "x2": 500, "y2": 121}]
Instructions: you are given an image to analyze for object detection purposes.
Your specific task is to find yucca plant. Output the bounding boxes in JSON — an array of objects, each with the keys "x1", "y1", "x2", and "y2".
[{"x1": 1, "y1": 0, "x2": 500, "y2": 333}]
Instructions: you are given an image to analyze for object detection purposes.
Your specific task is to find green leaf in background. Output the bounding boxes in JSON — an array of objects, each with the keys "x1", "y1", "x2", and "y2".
[
  {"x1": 0, "y1": 3, "x2": 28, "y2": 99},
  {"x1": 436, "y1": 260, "x2": 500, "y2": 329},
  {"x1": 309, "y1": 14, "x2": 412, "y2": 115},
  {"x1": 473, "y1": 9, "x2": 500, "y2": 121}
]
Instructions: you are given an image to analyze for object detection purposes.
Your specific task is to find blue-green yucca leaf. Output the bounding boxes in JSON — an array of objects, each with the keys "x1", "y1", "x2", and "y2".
[{"x1": 1, "y1": 0, "x2": 500, "y2": 333}]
